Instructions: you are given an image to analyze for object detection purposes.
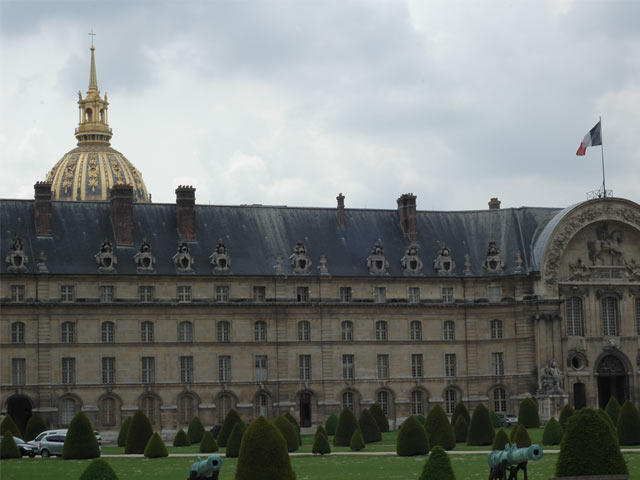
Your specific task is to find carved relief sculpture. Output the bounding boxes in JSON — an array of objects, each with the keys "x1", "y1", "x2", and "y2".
[
  {"x1": 95, "y1": 240, "x2": 117, "y2": 272},
  {"x1": 5, "y1": 235, "x2": 29, "y2": 273},
  {"x1": 367, "y1": 240, "x2": 389, "y2": 275},
  {"x1": 210, "y1": 239, "x2": 231, "y2": 273},
  {"x1": 432, "y1": 243, "x2": 454, "y2": 275},
  {"x1": 482, "y1": 240, "x2": 504, "y2": 273},
  {"x1": 289, "y1": 240, "x2": 312, "y2": 274},
  {"x1": 134, "y1": 239, "x2": 156, "y2": 272},
  {"x1": 173, "y1": 242, "x2": 194, "y2": 273},
  {"x1": 587, "y1": 224, "x2": 624, "y2": 265},
  {"x1": 626, "y1": 258, "x2": 640, "y2": 281},
  {"x1": 401, "y1": 243, "x2": 423, "y2": 275},
  {"x1": 538, "y1": 359, "x2": 564, "y2": 394},
  {"x1": 568, "y1": 257, "x2": 591, "y2": 281}
]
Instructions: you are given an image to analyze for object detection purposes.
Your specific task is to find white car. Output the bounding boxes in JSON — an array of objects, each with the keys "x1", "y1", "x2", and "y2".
[{"x1": 29, "y1": 429, "x2": 101, "y2": 449}]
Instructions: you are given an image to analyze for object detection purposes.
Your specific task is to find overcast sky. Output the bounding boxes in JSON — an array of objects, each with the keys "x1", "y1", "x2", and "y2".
[{"x1": 1, "y1": 0, "x2": 638, "y2": 211}]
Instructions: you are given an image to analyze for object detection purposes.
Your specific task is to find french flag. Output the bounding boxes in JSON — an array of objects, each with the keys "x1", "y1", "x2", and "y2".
[{"x1": 576, "y1": 121, "x2": 602, "y2": 156}]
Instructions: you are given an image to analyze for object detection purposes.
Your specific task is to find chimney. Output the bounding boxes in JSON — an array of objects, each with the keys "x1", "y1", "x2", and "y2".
[
  {"x1": 488, "y1": 197, "x2": 501, "y2": 210},
  {"x1": 109, "y1": 184, "x2": 134, "y2": 246},
  {"x1": 397, "y1": 193, "x2": 418, "y2": 242},
  {"x1": 34, "y1": 182, "x2": 53, "y2": 236},
  {"x1": 336, "y1": 193, "x2": 345, "y2": 227},
  {"x1": 176, "y1": 185, "x2": 196, "y2": 241}
]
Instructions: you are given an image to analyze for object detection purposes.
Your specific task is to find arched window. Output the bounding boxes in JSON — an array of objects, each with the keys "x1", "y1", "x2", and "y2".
[
  {"x1": 411, "y1": 390, "x2": 424, "y2": 415},
  {"x1": 410, "y1": 320, "x2": 422, "y2": 340},
  {"x1": 217, "y1": 321, "x2": 230, "y2": 342},
  {"x1": 602, "y1": 297, "x2": 618, "y2": 336},
  {"x1": 493, "y1": 388, "x2": 507, "y2": 413},
  {"x1": 101, "y1": 397, "x2": 116, "y2": 426},
  {"x1": 85, "y1": 108, "x2": 92, "y2": 122},
  {"x1": 101, "y1": 321, "x2": 115, "y2": 343},
  {"x1": 298, "y1": 321, "x2": 310, "y2": 341},
  {"x1": 61, "y1": 322, "x2": 75, "y2": 343},
  {"x1": 141, "y1": 396, "x2": 156, "y2": 424},
  {"x1": 179, "y1": 395, "x2": 196, "y2": 424},
  {"x1": 443, "y1": 320, "x2": 455, "y2": 341},
  {"x1": 566, "y1": 297, "x2": 584, "y2": 336},
  {"x1": 255, "y1": 393, "x2": 269, "y2": 417},
  {"x1": 342, "y1": 391, "x2": 354, "y2": 410},
  {"x1": 141, "y1": 321, "x2": 154, "y2": 342},
  {"x1": 99, "y1": 109, "x2": 105, "y2": 122},
  {"x1": 444, "y1": 389, "x2": 457, "y2": 415},
  {"x1": 217, "y1": 394, "x2": 233, "y2": 423},
  {"x1": 341, "y1": 321, "x2": 353, "y2": 341},
  {"x1": 376, "y1": 390, "x2": 390, "y2": 416},
  {"x1": 254, "y1": 321, "x2": 267, "y2": 342},
  {"x1": 179, "y1": 321, "x2": 193, "y2": 342},
  {"x1": 490, "y1": 319, "x2": 503, "y2": 339},
  {"x1": 60, "y1": 398, "x2": 76, "y2": 426},
  {"x1": 375, "y1": 321, "x2": 388, "y2": 341},
  {"x1": 11, "y1": 322, "x2": 25, "y2": 344}
]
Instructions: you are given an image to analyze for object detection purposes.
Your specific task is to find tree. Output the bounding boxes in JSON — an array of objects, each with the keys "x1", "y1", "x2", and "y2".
[
  {"x1": 0, "y1": 416, "x2": 21, "y2": 438},
  {"x1": 217, "y1": 409, "x2": 243, "y2": 447},
  {"x1": 616, "y1": 401, "x2": 640, "y2": 446},
  {"x1": 117, "y1": 416, "x2": 132, "y2": 447},
  {"x1": 333, "y1": 408, "x2": 359, "y2": 447},
  {"x1": 369, "y1": 403, "x2": 389, "y2": 433},
  {"x1": 325, "y1": 414, "x2": 339, "y2": 436},
  {"x1": 453, "y1": 416, "x2": 468, "y2": 443},
  {"x1": 419, "y1": 446, "x2": 455, "y2": 480},
  {"x1": 24, "y1": 414, "x2": 47, "y2": 442},
  {"x1": 62, "y1": 411, "x2": 100, "y2": 460},
  {"x1": 451, "y1": 402, "x2": 470, "y2": 429},
  {"x1": 396, "y1": 416, "x2": 429, "y2": 456},
  {"x1": 492, "y1": 428, "x2": 509, "y2": 451},
  {"x1": 425, "y1": 405, "x2": 456, "y2": 450},
  {"x1": 605, "y1": 396, "x2": 621, "y2": 426},
  {"x1": 597, "y1": 408, "x2": 616, "y2": 433},
  {"x1": 0, "y1": 433, "x2": 21, "y2": 459},
  {"x1": 350, "y1": 429, "x2": 365, "y2": 451},
  {"x1": 235, "y1": 417, "x2": 295, "y2": 480},
  {"x1": 312, "y1": 427, "x2": 331, "y2": 454},
  {"x1": 284, "y1": 411, "x2": 302, "y2": 446},
  {"x1": 173, "y1": 428, "x2": 190, "y2": 447},
  {"x1": 542, "y1": 417, "x2": 563, "y2": 446},
  {"x1": 558, "y1": 404, "x2": 574, "y2": 430},
  {"x1": 144, "y1": 432, "x2": 168, "y2": 458},
  {"x1": 517, "y1": 397, "x2": 540, "y2": 428},
  {"x1": 226, "y1": 423, "x2": 244, "y2": 458},
  {"x1": 125, "y1": 410, "x2": 153, "y2": 454},
  {"x1": 315, "y1": 424, "x2": 328, "y2": 440},
  {"x1": 489, "y1": 410, "x2": 502, "y2": 429},
  {"x1": 466, "y1": 404, "x2": 495, "y2": 446},
  {"x1": 359, "y1": 409, "x2": 382, "y2": 443},
  {"x1": 555, "y1": 408, "x2": 627, "y2": 477},
  {"x1": 199, "y1": 430, "x2": 218, "y2": 453},
  {"x1": 187, "y1": 417, "x2": 205, "y2": 444},
  {"x1": 509, "y1": 424, "x2": 532, "y2": 448},
  {"x1": 273, "y1": 415, "x2": 299, "y2": 452},
  {"x1": 79, "y1": 459, "x2": 119, "y2": 480}
]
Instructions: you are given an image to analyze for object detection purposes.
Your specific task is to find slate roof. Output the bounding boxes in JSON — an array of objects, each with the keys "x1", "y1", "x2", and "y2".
[{"x1": 0, "y1": 199, "x2": 561, "y2": 277}]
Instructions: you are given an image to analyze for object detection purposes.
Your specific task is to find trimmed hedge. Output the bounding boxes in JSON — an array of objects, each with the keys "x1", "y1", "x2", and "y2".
[
  {"x1": 199, "y1": 430, "x2": 218, "y2": 453},
  {"x1": 312, "y1": 427, "x2": 331, "y2": 454},
  {"x1": 79, "y1": 458, "x2": 119, "y2": 480},
  {"x1": 419, "y1": 446, "x2": 455, "y2": 480},
  {"x1": 325, "y1": 414, "x2": 339, "y2": 435},
  {"x1": 315, "y1": 424, "x2": 328, "y2": 439},
  {"x1": 144, "y1": 432, "x2": 168, "y2": 458},
  {"x1": 597, "y1": 408, "x2": 616, "y2": 433},
  {"x1": 415, "y1": 414, "x2": 426, "y2": 425},
  {"x1": 273, "y1": 415, "x2": 299, "y2": 452},
  {"x1": 555, "y1": 408, "x2": 627, "y2": 477},
  {"x1": 24, "y1": 414, "x2": 47, "y2": 442},
  {"x1": 542, "y1": 417, "x2": 563, "y2": 445},
  {"x1": 517, "y1": 397, "x2": 540, "y2": 428},
  {"x1": 0, "y1": 416, "x2": 21, "y2": 438},
  {"x1": 492, "y1": 428, "x2": 509, "y2": 451},
  {"x1": 0, "y1": 433, "x2": 21, "y2": 459},
  {"x1": 425, "y1": 405, "x2": 455, "y2": 450},
  {"x1": 284, "y1": 411, "x2": 302, "y2": 445},
  {"x1": 558, "y1": 404, "x2": 574, "y2": 430},
  {"x1": 350, "y1": 429, "x2": 365, "y2": 451},
  {"x1": 217, "y1": 409, "x2": 243, "y2": 447},
  {"x1": 173, "y1": 428, "x2": 190, "y2": 447},
  {"x1": 397, "y1": 416, "x2": 429, "y2": 456},
  {"x1": 187, "y1": 417, "x2": 205, "y2": 444},
  {"x1": 489, "y1": 410, "x2": 502, "y2": 429},
  {"x1": 370, "y1": 403, "x2": 389, "y2": 433},
  {"x1": 451, "y1": 402, "x2": 470, "y2": 429},
  {"x1": 453, "y1": 416, "x2": 468, "y2": 443},
  {"x1": 617, "y1": 401, "x2": 640, "y2": 445},
  {"x1": 125, "y1": 410, "x2": 153, "y2": 454},
  {"x1": 509, "y1": 424, "x2": 531, "y2": 448},
  {"x1": 605, "y1": 396, "x2": 621, "y2": 426},
  {"x1": 235, "y1": 416, "x2": 295, "y2": 480},
  {"x1": 333, "y1": 408, "x2": 359, "y2": 447},
  {"x1": 359, "y1": 408, "x2": 382, "y2": 443},
  {"x1": 466, "y1": 404, "x2": 495, "y2": 446},
  {"x1": 226, "y1": 423, "x2": 244, "y2": 458},
  {"x1": 117, "y1": 416, "x2": 132, "y2": 447},
  {"x1": 62, "y1": 411, "x2": 100, "y2": 460}
]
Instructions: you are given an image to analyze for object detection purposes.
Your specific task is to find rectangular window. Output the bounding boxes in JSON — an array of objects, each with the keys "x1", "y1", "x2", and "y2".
[
  {"x1": 12, "y1": 358, "x2": 25, "y2": 385},
  {"x1": 299, "y1": 355, "x2": 311, "y2": 380},
  {"x1": 377, "y1": 354, "x2": 389, "y2": 379},
  {"x1": 255, "y1": 355, "x2": 268, "y2": 381},
  {"x1": 341, "y1": 321, "x2": 353, "y2": 341},
  {"x1": 180, "y1": 356, "x2": 194, "y2": 383},
  {"x1": 62, "y1": 357, "x2": 76, "y2": 384},
  {"x1": 488, "y1": 286, "x2": 502, "y2": 303},
  {"x1": 100, "y1": 285, "x2": 114, "y2": 302},
  {"x1": 445, "y1": 353, "x2": 456, "y2": 377},
  {"x1": 602, "y1": 297, "x2": 618, "y2": 336},
  {"x1": 340, "y1": 287, "x2": 352, "y2": 302},
  {"x1": 408, "y1": 287, "x2": 420, "y2": 303},
  {"x1": 411, "y1": 353, "x2": 423, "y2": 378},
  {"x1": 296, "y1": 286, "x2": 309, "y2": 302},
  {"x1": 253, "y1": 286, "x2": 266, "y2": 302},
  {"x1": 492, "y1": 352, "x2": 504, "y2": 376},
  {"x1": 636, "y1": 298, "x2": 640, "y2": 336},
  {"x1": 177, "y1": 286, "x2": 192, "y2": 303},
  {"x1": 374, "y1": 287, "x2": 386, "y2": 303},
  {"x1": 441, "y1": 287, "x2": 454, "y2": 303},
  {"x1": 342, "y1": 354, "x2": 354, "y2": 380},
  {"x1": 102, "y1": 357, "x2": 115, "y2": 384},
  {"x1": 566, "y1": 298, "x2": 583, "y2": 336},
  {"x1": 11, "y1": 285, "x2": 25, "y2": 302},
  {"x1": 139, "y1": 286, "x2": 154, "y2": 302},
  {"x1": 141, "y1": 357, "x2": 155, "y2": 384},
  {"x1": 60, "y1": 285, "x2": 75, "y2": 302},
  {"x1": 219, "y1": 355, "x2": 231, "y2": 382},
  {"x1": 443, "y1": 321, "x2": 455, "y2": 341},
  {"x1": 216, "y1": 286, "x2": 229, "y2": 302}
]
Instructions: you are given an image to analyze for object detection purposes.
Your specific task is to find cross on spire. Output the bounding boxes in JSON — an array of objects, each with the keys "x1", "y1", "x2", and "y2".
[{"x1": 88, "y1": 29, "x2": 96, "y2": 47}]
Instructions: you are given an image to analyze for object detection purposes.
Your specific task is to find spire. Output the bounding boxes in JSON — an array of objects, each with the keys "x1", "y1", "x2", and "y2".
[{"x1": 88, "y1": 30, "x2": 98, "y2": 93}]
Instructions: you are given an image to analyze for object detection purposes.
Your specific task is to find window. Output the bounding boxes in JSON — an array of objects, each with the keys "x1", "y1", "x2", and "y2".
[
  {"x1": 408, "y1": 287, "x2": 420, "y2": 303},
  {"x1": 101, "y1": 397, "x2": 116, "y2": 426},
  {"x1": 102, "y1": 357, "x2": 115, "y2": 384},
  {"x1": 444, "y1": 389, "x2": 457, "y2": 414},
  {"x1": 566, "y1": 297, "x2": 584, "y2": 336},
  {"x1": 61, "y1": 398, "x2": 76, "y2": 426},
  {"x1": 101, "y1": 321, "x2": 115, "y2": 343},
  {"x1": 177, "y1": 285, "x2": 191, "y2": 302},
  {"x1": 216, "y1": 286, "x2": 229, "y2": 302},
  {"x1": 141, "y1": 357, "x2": 155, "y2": 383},
  {"x1": 299, "y1": 355, "x2": 311, "y2": 380},
  {"x1": 11, "y1": 322, "x2": 24, "y2": 344},
  {"x1": 217, "y1": 321, "x2": 230, "y2": 342},
  {"x1": 298, "y1": 321, "x2": 310, "y2": 341},
  {"x1": 61, "y1": 322, "x2": 75, "y2": 343},
  {"x1": 493, "y1": 388, "x2": 507, "y2": 413},
  {"x1": 139, "y1": 286, "x2": 154, "y2": 302},
  {"x1": 376, "y1": 320, "x2": 388, "y2": 341},
  {"x1": 142, "y1": 396, "x2": 156, "y2": 424},
  {"x1": 11, "y1": 285, "x2": 25, "y2": 302},
  {"x1": 445, "y1": 353, "x2": 456, "y2": 377},
  {"x1": 62, "y1": 357, "x2": 75, "y2": 384},
  {"x1": 180, "y1": 356, "x2": 194, "y2": 383},
  {"x1": 217, "y1": 394, "x2": 232, "y2": 423},
  {"x1": 602, "y1": 297, "x2": 618, "y2": 336},
  {"x1": 341, "y1": 321, "x2": 353, "y2": 341},
  {"x1": 100, "y1": 285, "x2": 114, "y2": 302},
  {"x1": 488, "y1": 286, "x2": 502, "y2": 303},
  {"x1": 179, "y1": 395, "x2": 195, "y2": 424},
  {"x1": 342, "y1": 355, "x2": 354, "y2": 380},
  {"x1": 253, "y1": 286, "x2": 266, "y2": 302},
  {"x1": 256, "y1": 393, "x2": 269, "y2": 417},
  {"x1": 410, "y1": 320, "x2": 422, "y2": 340},
  {"x1": 490, "y1": 319, "x2": 503, "y2": 339},
  {"x1": 377, "y1": 390, "x2": 389, "y2": 416},
  {"x1": 636, "y1": 298, "x2": 640, "y2": 336},
  {"x1": 296, "y1": 286, "x2": 309, "y2": 302},
  {"x1": 12, "y1": 358, "x2": 25, "y2": 385},
  {"x1": 492, "y1": 352, "x2": 504, "y2": 376},
  {"x1": 254, "y1": 321, "x2": 267, "y2": 342},
  {"x1": 377, "y1": 354, "x2": 389, "y2": 379},
  {"x1": 60, "y1": 285, "x2": 75, "y2": 302},
  {"x1": 343, "y1": 391, "x2": 354, "y2": 410},
  {"x1": 179, "y1": 321, "x2": 193, "y2": 342},
  {"x1": 411, "y1": 390, "x2": 424, "y2": 415},
  {"x1": 255, "y1": 355, "x2": 268, "y2": 381},
  {"x1": 340, "y1": 287, "x2": 352, "y2": 302},
  {"x1": 441, "y1": 287, "x2": 454, "y2": 303},
  {"x1": 219, "y1": 355, "x2": 231, "y2": 382},
  {"x1": 443, "y1": 320, "x2": 455, "y2": 341},
  {"x1": 374, "y1": 287, "x2": 386, "y2": 303},
  {"x1": 411, "y1": 354, "x2": 423, "y2": 378},
  {"x1": 141, "y1": 321, "x2": 154, "y2": 342}
]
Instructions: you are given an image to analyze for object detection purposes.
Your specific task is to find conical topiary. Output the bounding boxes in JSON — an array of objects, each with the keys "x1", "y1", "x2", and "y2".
[
  {"x1": 489, "y1": 410, "x2": 502, "y2": 429},
  {"x1": 333, "y1": 408, "x2": 359, "y2": 446},
  {"x1": 24, "y1": 414, "x2": 47, "y2": 442},
  {"x1": 492, "y1": 428, "x2": 510, "y2": 451},
  {"x1": 558, "y1": 404, "x2": 574, "y2": 430},
  {"x1": 62, "y1": 411, "x2": 101, "y2": 459},
  {"x1": 605, "y1": 396, "x2": 621, "y2": 426},
  {"x1": 425, "y1": 405, "x2": 456, "y2": 450},
  {"x1": 79, "y1": 458, "x2": 119, "y2": 480},
  {"x1": 325, "y1": 414, "x2": 339, "y2": 435},
  {"x1": 453, "y1": 416, "x2": 468, "y2": 443},
  {"x1": 597, "y1": 408, "x2": 616, "y2": 433},
  {"x1": 144, "y1": 432, "x2": 168, "y2": 458},
  {"x1": 217, "y1": 409, "x2": 243, "y2": 447},
  {"x1": 555, "y1": 408, "x2": 627, "y2": 477},
  {"x1": 397, "y1": 416, "x2": 429, "y2": 456},
  {"x1": 312, "y1": 427, "x2": 331, "y2": 454},
  {"x1": 359, "y1": 408, "x2": 382, "y2": 443},
  {"x1": 419, "y1": 445, "x2": 455, "y2": 480},
  {"x1": 616, "y1": 401, "x2": 640, "y2": 445},
  {"x1": 199, "y1": 430, "x2": 218, "y2": 453},
  {"x1": 0, "y1": 415, "x2": 21, "y2": 438},
  {"x1": 349, "y1": 429, "x2": 365, "y2": 451},
  {"x1": 225, "y1": 423, "x2": 244, "y2": 458},
  {"x1": 517, "y1": 397, "x2": 540, "y2": 428},
  {"x1": 273, "y1": 415, "x2": 299, "y2": 452},
  {"x1": 125, "y1": 410, "x2": 153, "y2": 454},
  {"x1": 173, "y1": 428, "x2": 190, "y2": 447},
  {"x1": 235, "y1": 416, "x2": 295, "y2": 480},
  {"x1": 415, "y1": 414, "x2": 426, "y2": 426},
  {"x1": 117, "y1": 416, "x2": 132, "y2": 447},
  {"x1": 509, "y1": 424, "x2": 531, "y2": 448},
  {"x1": 187, "y1": 417, "x2": 205, "y2": 444},
  {"x1": 0, "y1": 433, "x2": 21, "y2": 459},
  {"x1": 542, "y1": 417, "x2": 563, "y2": 445},
  {"x1": 315, "y1": 424, "x2": 328, "y2": 440},
  {"x1": 370, "y1": 403, "x2": 389, "y2": 433},
  {"x1": 466, "y1": 404, "x2": 495, "y2": 446},
  {"x1": 284, "y1": 411, "x2": 302, "y2": 445},
  {"x1": 451, "y1": 402, "x2": 470, "y2": 429}
]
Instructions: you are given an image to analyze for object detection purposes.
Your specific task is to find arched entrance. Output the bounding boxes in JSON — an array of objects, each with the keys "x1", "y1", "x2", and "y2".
[
  {"x1": 596, "y1": 354, "x2": 628, "y2": 409},
  {"x1": 299, "y1": 392, "x2": 312, "y2": 428},
  {"x1": 573, "y1": 382, "x2": 586, "y2": 410},
  {"x1": 7, "y1": 395, "x2": 33, "y2": 435}
]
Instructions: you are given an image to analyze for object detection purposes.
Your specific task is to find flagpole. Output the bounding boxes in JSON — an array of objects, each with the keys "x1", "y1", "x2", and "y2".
[{"x1": 600, "y1": 116, "x2": 606, "y2": 197}]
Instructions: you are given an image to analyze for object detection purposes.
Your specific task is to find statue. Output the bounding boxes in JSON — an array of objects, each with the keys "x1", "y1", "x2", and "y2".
[
  {"x1": 626, "y1": 258, "x2": 640, "y2": 281},
  {"x1": 568, "y1": 257, "x2": 590, "y2": 281},
  {"x1": 587, "y1": 224, "x2": 624, "y2": 265},
  {"x1": 538, "y1": 359, "x2": 564, "y2": 394}
]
